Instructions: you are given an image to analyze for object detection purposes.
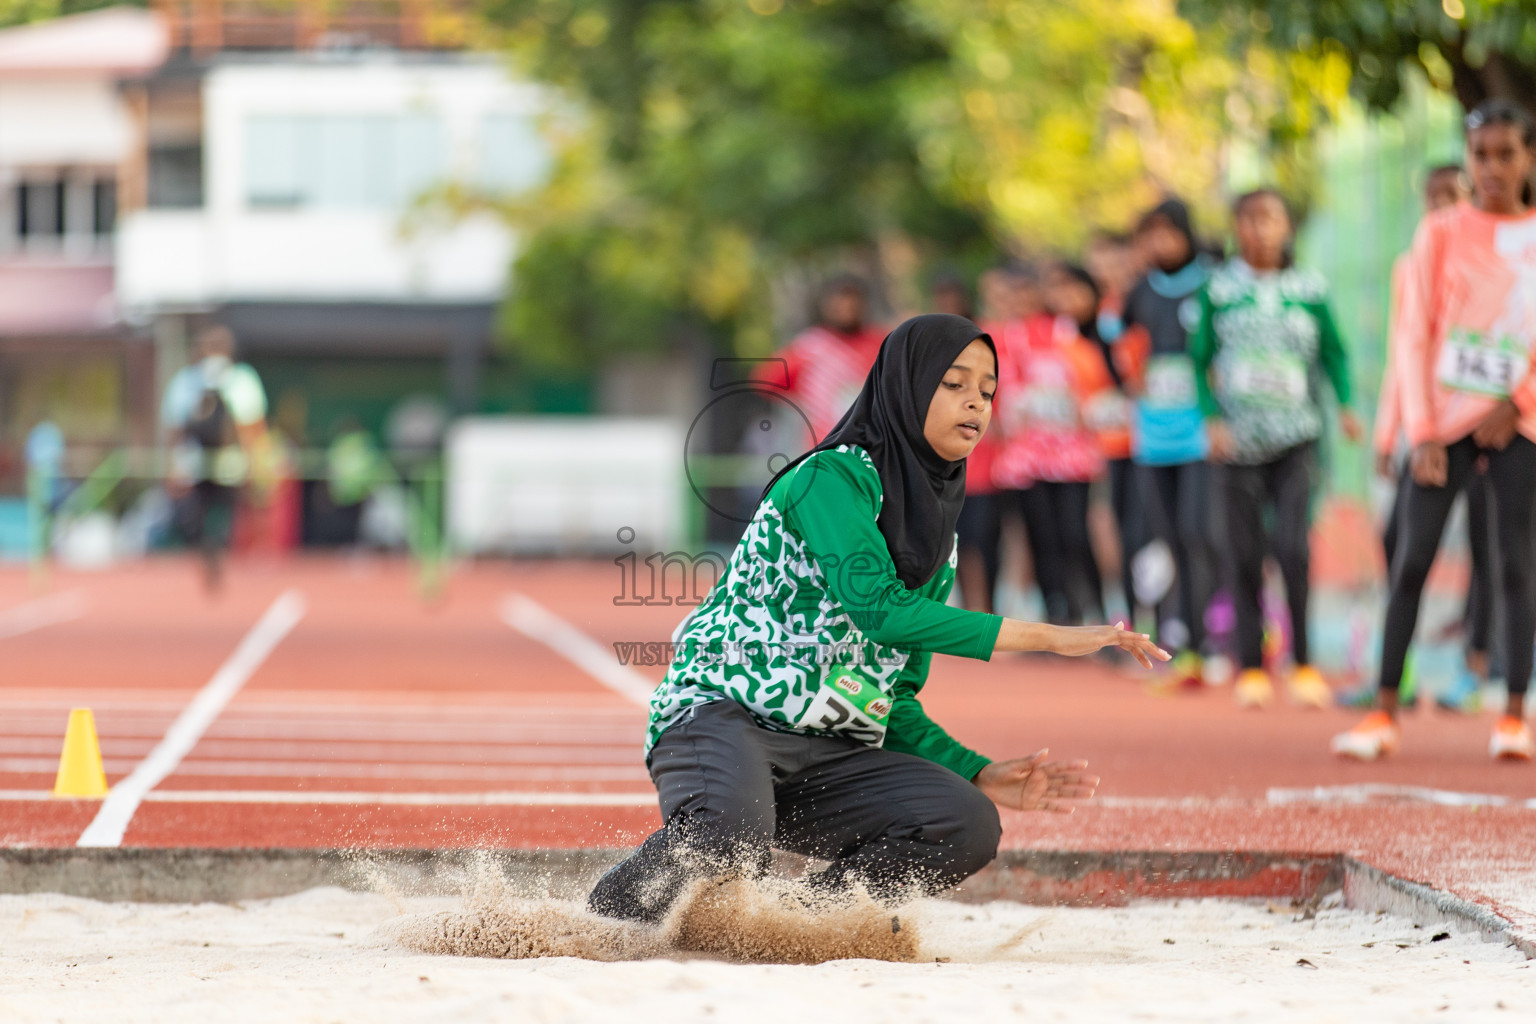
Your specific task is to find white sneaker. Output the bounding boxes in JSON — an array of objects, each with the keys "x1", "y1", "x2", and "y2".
[
  {"x1": 1490, "y1": 717, "x2": 1534, "y2": 761},
  {"x1": 1331, "y1": 711, "x2": 1400, "y2": 760}
]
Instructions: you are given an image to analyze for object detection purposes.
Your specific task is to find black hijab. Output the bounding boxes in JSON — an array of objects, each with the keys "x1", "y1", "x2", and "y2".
[
  {"x1": 1138, "y1": 197, "x2": 1197, "y2": 274},
  {"x1": 763, "y1": 313, "x2": 994, "y2": 589}
]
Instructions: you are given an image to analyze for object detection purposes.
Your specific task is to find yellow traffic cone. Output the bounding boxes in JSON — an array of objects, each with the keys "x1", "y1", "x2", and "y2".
[{"x1": 52, "y1": 708, "x2": 108, "y2": 798}]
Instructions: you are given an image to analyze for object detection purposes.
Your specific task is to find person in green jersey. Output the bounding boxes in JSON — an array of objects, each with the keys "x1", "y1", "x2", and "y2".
[
  {"x1": 1192, "y1": 189, "x2": 1363, "y2": 710},
  {"x1": 589, "y1": 314, "x2": 1169, "y2": 925}
]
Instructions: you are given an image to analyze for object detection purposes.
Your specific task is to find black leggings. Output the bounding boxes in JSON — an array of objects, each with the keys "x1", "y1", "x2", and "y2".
[
  {"x1": 1018, "y1": 481, "x2": 1104, "y2": 625},
  {"x1": 1383, "y1": 463, "x2": 1494, "y2": 656},
  {"x1": 955, "y1": 493, "x2": 1002, "y2": 613},
  {"x1": 1140, "y1": 461, "x2": 1217, "y2": 652},
  {"x1": 588, "y1": 700, "x2": 1002, "y2": 923},
  {"x1": 1378, "y1": 435, "x2": 1536, "y2": 698},
  {"x1": 1107, "y1": 458, "x2": 1144, "y2": 620},
  {"x1": 1224, "y1": 444, "x2": 1313, "y2": 670}
]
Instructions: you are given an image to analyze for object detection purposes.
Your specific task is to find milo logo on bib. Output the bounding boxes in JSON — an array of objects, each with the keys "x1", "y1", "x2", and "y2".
[
  {"x1": 797, "y1": 666, "x2": 892, "y2": 745},
  {"x1": 1437, "y1": 327, "x2": 1530, "y2": 398}
]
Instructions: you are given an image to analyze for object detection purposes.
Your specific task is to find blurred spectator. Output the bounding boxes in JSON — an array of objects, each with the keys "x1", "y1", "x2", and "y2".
[
  {"x1": 1195, "y1": 188, "x2": 1360, "y2": 709},
  {"x1": 1119, "y1": 198, "x2": 1218, "y2": 683},
  {"x1": 993, "y1": 264, "x2": 1108, "y2": 625},
  {"x1": 1048, "y1": 262, "x2": 1141, "y2": 625},
  {"x1": 928, "y1": 268, "x2": 975, "y2": 319},
  {"x1": 776, "y1": 274, "x2": 886, "y2": 449},
  {"x1": 160, "y1": 324, "x2": 269, "y2": 592},
  {"x1": 325, "y1": 418, "x2": 386, "y2": 548}
]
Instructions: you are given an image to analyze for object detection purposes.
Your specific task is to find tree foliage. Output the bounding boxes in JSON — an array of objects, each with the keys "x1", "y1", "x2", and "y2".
[
  {"x1": 1180, "y1": 0, "x2": 1536, "y2": 113},
  {"x1": 476, "y1": 0, "x2": 1353, "y2": 368}
]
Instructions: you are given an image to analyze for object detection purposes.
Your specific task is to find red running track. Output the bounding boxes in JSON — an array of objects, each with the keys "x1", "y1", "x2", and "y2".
[{"x1": 1, "y1": 556, "x2": 1532, "y2": 939}]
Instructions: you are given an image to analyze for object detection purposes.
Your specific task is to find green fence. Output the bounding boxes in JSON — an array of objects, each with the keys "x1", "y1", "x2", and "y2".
[{"x1": 1295, "y1": 79, "x2": 1463, "y2": 499}]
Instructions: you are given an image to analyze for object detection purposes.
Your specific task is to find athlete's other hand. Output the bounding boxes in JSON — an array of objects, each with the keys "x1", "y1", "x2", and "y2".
[
  {"x1": 1375, "y1": 450, "x2": 1396, "y2": 479},
  {"x1": 1472, "y1": 400, "x2": 1520, "y2": 451},
  {"x1": 1411, "y1": 441, "x2": 1448, "y2": 487},
  {"x1": 1339, "y1": 410, "x2": 1365, "y2": 444},
  {"x1": 1206, "y1": 420, "x2": 1235, "y2": 462},
  {"x1": 974, "y1": 750, "x2": 1099, "y2": 813},
  {"x1": 1050, "y1": 622, "x2": 1170, "y2": 668}
]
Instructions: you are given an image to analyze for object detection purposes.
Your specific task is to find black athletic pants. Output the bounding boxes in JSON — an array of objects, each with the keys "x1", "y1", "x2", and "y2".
[
  {"x1": 1140, "y1": 460, "x2": 1217, "y2": 652},
  {"x1": 1378, "y1": 435, "x2": 1536, "y2": 698},
  {"x1": 1224, "y1": 444, "x2": 1314, "y2": 671},
  {"x1": 1107, "y1": 458, "x2": 1143, "y2": 622},
  {"x1": 1382, "y1": 463, "x2": 1494, "y2": 657},
  {"x1": 588, "y1": 700, "x2": 1002, "y2": 923},
  {"x1": 1018, "y1": 481, "x2": 1104, "y2": 625},
  {"x1": 955, "y1": 493, "x2": 1002, "y2": 613}
]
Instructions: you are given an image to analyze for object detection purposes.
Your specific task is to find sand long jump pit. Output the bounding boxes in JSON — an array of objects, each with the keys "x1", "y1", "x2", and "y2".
[{"x1": 0, "y1": 850, "x2": 1531, "y2": 1023}]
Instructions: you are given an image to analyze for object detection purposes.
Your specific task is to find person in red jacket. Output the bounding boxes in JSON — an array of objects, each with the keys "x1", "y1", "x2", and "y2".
[{"x1": 778, "y1": 275, "x2": 887, "y2": 451}]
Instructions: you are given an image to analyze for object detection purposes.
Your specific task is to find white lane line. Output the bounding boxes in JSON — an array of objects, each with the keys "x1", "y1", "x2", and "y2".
[
  {"x1": 76, "y1": 589, "x2": 307, "y2": 848},
  {"x1": 1267, "y1": 783, "x2": 1536, "y2": 810},
  {"x1": 500, "y1": 593, "x2": 657, "y2": 707},
  {"x1": 0, "y1": 789, "x2": 655, "y2": 807},
  {"x1": 0, "y1": 591, "x2": 86, "y2": 640},
  {"x1": 2, "y1": 758, "x2": 649, "y2": 781}
]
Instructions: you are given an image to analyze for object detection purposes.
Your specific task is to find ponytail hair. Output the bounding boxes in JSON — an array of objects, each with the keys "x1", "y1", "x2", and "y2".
[{"x1": 1465, "y1": 98, "x2": 1536, "y2": 205}]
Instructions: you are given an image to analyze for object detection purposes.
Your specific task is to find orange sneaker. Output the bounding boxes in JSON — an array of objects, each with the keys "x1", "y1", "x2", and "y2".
[
  {"x1": 1490, "y1": 717, "x2": 1534, "y2": 761},
  {"x1": 1287, "y1": 665, "x2": 1332, "y2": 709},
  {"x1": 1233, "y1": 668, "x2": 1274, "y2": 709},
  {"x1": 1331, "y1": 711, "x2": 1400, "y2": 760}
]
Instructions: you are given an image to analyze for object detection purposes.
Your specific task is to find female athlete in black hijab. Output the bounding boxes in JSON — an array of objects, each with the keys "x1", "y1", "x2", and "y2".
[{"x1": 589, "y1": 315, "x2": 1166, "y2": 924}]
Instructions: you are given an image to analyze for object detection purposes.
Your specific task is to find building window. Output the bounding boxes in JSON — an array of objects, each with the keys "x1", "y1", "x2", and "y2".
[
  {"x1": 148, "y1": 145, "x2": 204, "y2": 209},
  {"x1": 93, "y1": 180, "x2": 117, "y2": 236},
  {"x1": 244, "y1": 115, "x2": 444, "y2": 210},
  {"x1": 17, "y1": 181, "x2": 66, "y2": 238}
]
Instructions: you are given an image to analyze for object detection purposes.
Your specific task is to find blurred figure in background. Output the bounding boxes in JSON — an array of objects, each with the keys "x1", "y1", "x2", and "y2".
[
  {"x1": 1085, "y1": 231, "x2": 1142, "y2": 343},
  {"x1": 1196, "y1": 189, "x2": 1361, "y2": 709},
  {"x1": 160, "y1": 324, "x2": 270, "y2": 593},
  {"x1": 993, "y1": 264, "x2": 1109, "y2": 625},
  {"x1": 1118, "y1": 199, "x2": 1219, "y2": 683},
  {"x1": 929, "y1": 268, "x2": 975, "y2": 320},
  {"x1": 955, "y1": 268, "x2": 1015, "y2": 612},
  {"x1": 778, "y1": 275, "x2": 887, "y2": 450},
  {"x1": 325, "y1": 418, "x2": 386, "y2": 549},
  {"x1": 1366, "y1": 164, "x2": 1484, "y2": 713},
  {"x1": 1336, "y1": 100, "x2": 1536, "y2": 762},
  {"x1": 1048, "y1": 263, "x2": 1139, "y2": 627}
]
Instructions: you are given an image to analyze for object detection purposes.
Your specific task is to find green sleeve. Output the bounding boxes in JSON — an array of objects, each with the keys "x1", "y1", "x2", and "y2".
[
  {"x1": 1189, "y1": 285, "x2": 1221, "y2": 419},
  {"x1": 1313, "y1": 300, "x2": 1353, "y2": 407},
  {"x1": 783, "y1": 450, "x2": 1003, "y2": 660},
  {"x1": 882, "y1": 649, "x2": 991, "y2": 779}
]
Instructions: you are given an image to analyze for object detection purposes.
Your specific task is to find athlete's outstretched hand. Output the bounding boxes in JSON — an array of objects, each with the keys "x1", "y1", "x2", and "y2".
[
  {"x1": 974, "y1": 749, "x2": 1099, "y2": 813},
  {"x1": 1048, "y1": 622, "x2": 1170, "y2": 668}
]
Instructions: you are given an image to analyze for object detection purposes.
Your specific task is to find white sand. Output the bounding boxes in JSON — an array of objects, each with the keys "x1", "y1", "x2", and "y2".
[{"x1": 0, "y1": 887, "x2": 1530, "y2": 1023}]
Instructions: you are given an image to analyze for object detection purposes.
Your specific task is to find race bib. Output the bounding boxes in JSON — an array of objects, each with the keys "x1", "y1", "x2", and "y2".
[
  {"x1": 1022, "y1": 386, "x2": 1078, "y2": 429},
  {"x1": 1436, "y1": 328, "x2": 1530, "y2": 398},
  {"x1": 1143, "y1": 355, "x2": 1198, "y2": 410},
  {"x1": 797, "y1": 666, "x2": 891, "y2": 745},
  {"x1": 1082, "y1": 390, "x2": 1131, "y2": 432},
  {"x1": 1226, "y1": 351, "x2": 1307, "y2": 405}
]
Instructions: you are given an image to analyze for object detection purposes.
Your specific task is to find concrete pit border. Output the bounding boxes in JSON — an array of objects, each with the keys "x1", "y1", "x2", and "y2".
[{"x1": 0, "y1": 847, "x2": 1527, "y2": 958}]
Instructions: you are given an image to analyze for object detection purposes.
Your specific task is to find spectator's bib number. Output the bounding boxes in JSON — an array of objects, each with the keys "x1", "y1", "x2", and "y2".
[
  {"x1": 1143, "y1": 355, "x2": 1198, "y2": 410},
  {"x1": 798, "y1": 667, "x2": 891, "y2": 745},
  {"x1": 1226, "y1": 352, "x2": 1307, "y2": 406},
  {"x1": 1436, "y1": 328, "x2": 1529, "y2": 398}
]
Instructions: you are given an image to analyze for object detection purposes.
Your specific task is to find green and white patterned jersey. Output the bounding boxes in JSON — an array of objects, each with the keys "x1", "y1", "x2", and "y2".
[
  {"x1": 646, "y1": 445, "x2": 1002, "y2": 779},
  {"x1": 1190, "y1": 260, "x2": 1353, "y2": 465}
]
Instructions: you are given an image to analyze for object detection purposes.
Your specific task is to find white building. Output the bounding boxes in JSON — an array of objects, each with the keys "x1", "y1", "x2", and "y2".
[
  {"x1": 0, "y1": 7, "x2": 167, "y2": 485},
  {"x1": 0, "y1": 4, "x2": 552, "y2": 513}
]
